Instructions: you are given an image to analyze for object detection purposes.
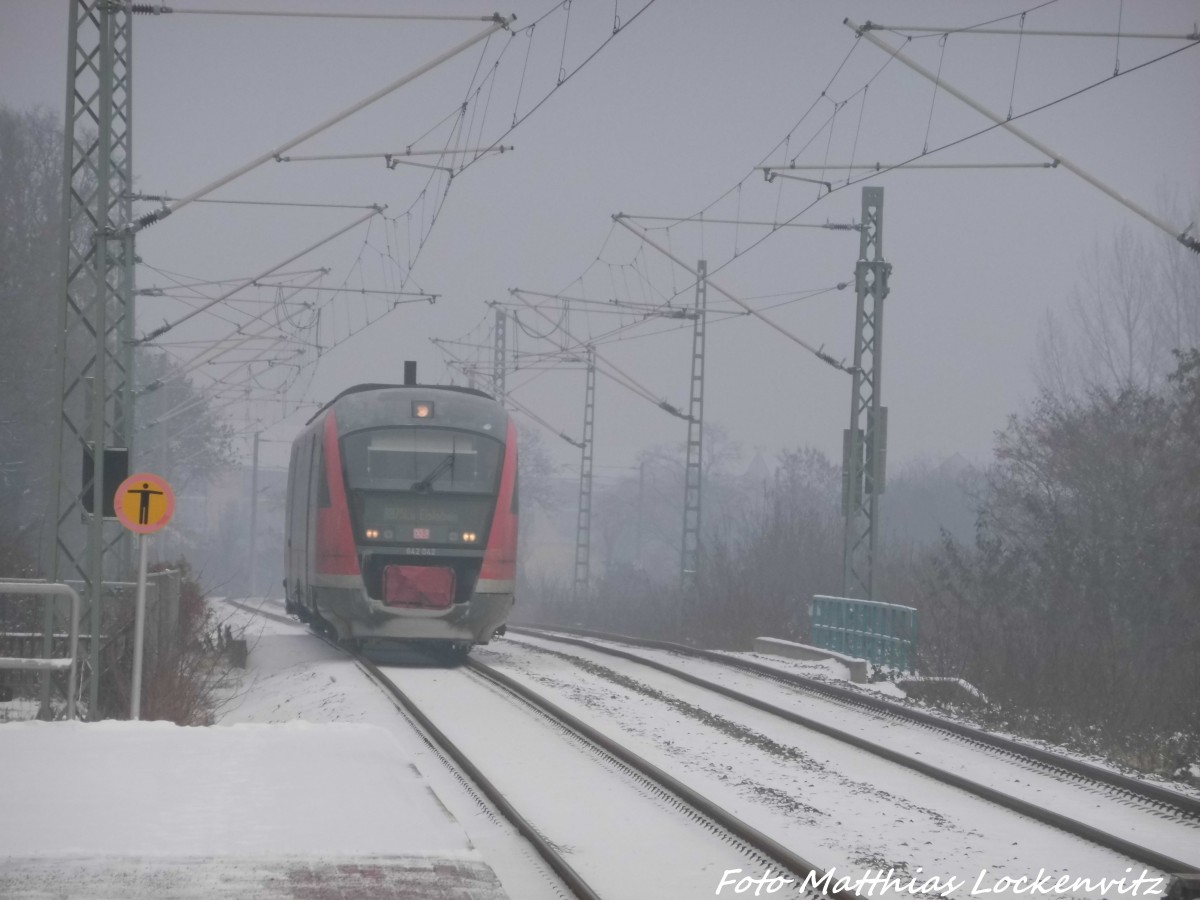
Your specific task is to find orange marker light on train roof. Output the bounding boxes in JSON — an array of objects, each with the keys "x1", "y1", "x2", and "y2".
[{"x1": 412, "y1": 401, "x2": 434, "y2": 418}]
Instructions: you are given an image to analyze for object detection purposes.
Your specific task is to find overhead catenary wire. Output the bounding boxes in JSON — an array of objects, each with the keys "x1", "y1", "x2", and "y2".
[
  {"x1": 128, "y1": 16, "x2": 510, "y2": 233},
  {"x1": 845, "y1": 18, "x2": 1200, "y2": 252},
  {"x1": 622, "y1": 215, "x2": 855, "y2": 229},
  {"x1": 148, "y1": 285, "x2": 436, "y2": 301},
  {"x1": 509, "y1": 289, "x2": 690, "y2": 419},
  {"x1": 760, "y1": 161, "x2": 1058, "y2": 172},
  {"x1": 138, "y1": 265, "x2": 326, "y2": 291},
  {"x1": 613, "y1": 215, "x2": 853, "y2": 374},
  {"x1": 274, "y1": 147, "x2": 514, "y2": 164},
  {"x1": 131, "y1": 7, "x2": 507, "y2": 22},
  {"x1": 701, "y1": 27, "x2": 1200, "y2": 290},
  {"x1": 147, "y1": 272, "x2": 330, "y2": 392},
  {"x1": 432, "y1": 340, "x2": 582, "y2": 447},
  {"x1": 608, "y1": 0, "x2": 1178, "y2": 304},
  {"x1": 456, "y1": 0, "x2": 661, "y2": 180},
  {"x1": 136, "y1": 207, "x2": 383, "y2": 344},
  {"x1": 865, "y1": 25, "x2": 1200, "y2": 40},
  {"x1": 132, "y1": 195, "x2": 381, "y2": 212}
]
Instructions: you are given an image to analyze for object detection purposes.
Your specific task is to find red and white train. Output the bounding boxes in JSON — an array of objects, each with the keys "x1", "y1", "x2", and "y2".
[{"x1": 283, "y1": 378, "x2": 518, "y2": 659}]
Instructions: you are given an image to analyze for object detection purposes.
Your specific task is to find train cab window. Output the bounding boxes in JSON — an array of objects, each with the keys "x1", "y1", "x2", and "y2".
[{"x1": 342, "y1": 428, "x2": 501, "y2": 495}]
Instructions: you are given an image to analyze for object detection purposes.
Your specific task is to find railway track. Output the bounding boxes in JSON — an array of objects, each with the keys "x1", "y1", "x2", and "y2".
[
  {"x1": 350, "y1": 648, "x2": 600, "y2": 900},
  {"x1": 510, "y1": 624, "x2": 1200, "y2": 876},
  {"x1": 230, "y1": 598, "x2": 844, "y2": 897},
  {"x1": 223, "y1": 599, "x2": 1199, "y2": 889},
  {"x1": 349, "y1": 646, "x2": 849, "y2": 900}
]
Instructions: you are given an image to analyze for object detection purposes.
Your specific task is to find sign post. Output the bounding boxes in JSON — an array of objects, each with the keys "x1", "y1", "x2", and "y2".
[{"x1": 113, "y1": 473, "x2": 176, "y2": 720}]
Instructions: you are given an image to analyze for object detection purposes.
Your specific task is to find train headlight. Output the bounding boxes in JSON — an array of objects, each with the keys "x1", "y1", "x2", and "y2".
[
  {"x1": 412, "y1": 401, "x2": 434, "y2": 418},
  {"x1": 462, "y1": 532, "x2": 477, "y2": 543},
  {"x1": 365, "y1": 528, "x2": 379, "y2": 539}
]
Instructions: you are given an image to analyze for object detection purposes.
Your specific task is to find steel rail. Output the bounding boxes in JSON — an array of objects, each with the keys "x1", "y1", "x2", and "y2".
[
  {"x1": 303, "y1": 613, "x2": 843, "y2": 898},
  {"x1": 464, "y1": 657, "x2": 854, "y2": 900},
  {"x1": 516, "y1": 624, "x2": 1200, "y2": 816},
  {"x1": 347, "y1": 647, "x2": 602, "y2": 900},
  {"x1": 238, "y1": 601, "x2": 600, "y2": 899},
  {"x1": 511, "y1": 625, "x2": 1200, "y2": 875},
  {"x1": 221, "y1": 597, "x2": 294, "y2": 627}
]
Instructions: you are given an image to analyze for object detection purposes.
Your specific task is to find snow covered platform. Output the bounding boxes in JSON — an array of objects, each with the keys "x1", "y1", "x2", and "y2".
[{"x1": 0, "y1": 719, "x2": 508, "y2": 899}]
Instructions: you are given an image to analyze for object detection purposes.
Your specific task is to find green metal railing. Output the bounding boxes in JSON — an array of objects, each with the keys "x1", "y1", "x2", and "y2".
[{"x1": 811, "y1": 594, "x2": 918, "y2": 672}]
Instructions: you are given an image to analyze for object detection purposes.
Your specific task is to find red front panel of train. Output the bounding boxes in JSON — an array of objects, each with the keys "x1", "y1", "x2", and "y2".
[{"x1": 383, "y1": 565, "x2": 456, "y2": 609}]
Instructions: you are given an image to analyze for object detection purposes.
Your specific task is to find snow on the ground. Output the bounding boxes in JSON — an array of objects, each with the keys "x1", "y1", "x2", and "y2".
[
  {"x1": 475, "y1": 633, "x2": 1199, "y2": 894},
  {"x1": 209, "y1": 597, "x2": 566, "y2": 900},
  {"x1": 13, "y1": 595, "x2": 1191, "y2": 899},
  {"x1": 0, "y1": 597, "x2": 566, "y2": 899},
  {"x1": 713, "y1": 642, "x2": 1200, "y2": 799},
  {"x1": 541, "y1": 628, "x2": 1200, "y2": 800},
  {"x1": 1, "y1": 719, "x2": 472, "y2": 858},
  {"x1": 381, "y1": 658, "x2": 782, "y2": 899}
]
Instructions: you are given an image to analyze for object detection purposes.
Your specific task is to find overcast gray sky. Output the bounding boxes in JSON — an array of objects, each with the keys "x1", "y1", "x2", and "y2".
[{"x1": 3, "y1": 0, "x2": 1198, "y2": 474}]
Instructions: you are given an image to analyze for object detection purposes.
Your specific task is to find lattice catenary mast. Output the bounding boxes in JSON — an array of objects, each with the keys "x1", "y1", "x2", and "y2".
[
  {"x1": 842, "y1": 187, "x2": 891, "y2": 600},
  {"x1": 46, "y1": 0, "x2": 136, "y2": 716},
  {"x1": 492, "y1": 306, "x2": 507, "y2": 401},
  {"x1": 680, "y1": 260, "x2": 707, "y2": 589},
  {"x1": 573, "y1": 347, "x2": 596, "y2": 603}
]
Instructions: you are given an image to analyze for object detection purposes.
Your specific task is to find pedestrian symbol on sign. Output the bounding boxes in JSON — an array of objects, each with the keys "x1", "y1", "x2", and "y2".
[
  {"x1": 114, "y1": 473, "x2": 175, "y2": 535},
  {"x1": 129, "y1": 482, "x2": 163, "y2": 525}
]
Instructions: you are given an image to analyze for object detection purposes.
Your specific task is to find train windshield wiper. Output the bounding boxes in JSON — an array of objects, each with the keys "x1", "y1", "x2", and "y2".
[{"x1": 410, "y1": 453, "x2": 455, "y2": 492}]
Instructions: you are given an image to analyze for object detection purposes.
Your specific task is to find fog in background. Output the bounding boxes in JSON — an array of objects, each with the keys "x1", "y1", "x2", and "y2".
[{"x1": 2, "y1": 0, "x2": 1197, "y2": 472}]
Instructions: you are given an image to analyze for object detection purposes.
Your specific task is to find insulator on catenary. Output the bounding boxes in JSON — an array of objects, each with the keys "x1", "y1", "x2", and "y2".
[{"x1": 133, "y1": 209, "x2": 169, "y2": 230}]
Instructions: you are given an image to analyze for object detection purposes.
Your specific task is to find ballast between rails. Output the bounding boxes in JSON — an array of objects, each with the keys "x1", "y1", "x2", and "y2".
[
  {"x1": 327, "y1": 634, "x2": 854, "y2": 900},
  {"x1": 511, "y1": 625, "x2": 1200, "y2": 876},
  {"x1": 514, "y1": 624, "x2": 1200, "y2": 819},
  {"x1": 463, "y1": 657, "x2": 854, "y2": 900},
  {"x1": 321, "y1": 634, "x2": 602, "y2": 900},
  {"x1": 231, "y1": 598, "x2": 846, "y2": 898}
]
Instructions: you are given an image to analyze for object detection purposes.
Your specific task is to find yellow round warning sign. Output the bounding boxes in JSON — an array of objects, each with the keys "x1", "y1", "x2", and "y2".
[{"x1": 114, "y1": 472, "x2": 176, "y2": 534}]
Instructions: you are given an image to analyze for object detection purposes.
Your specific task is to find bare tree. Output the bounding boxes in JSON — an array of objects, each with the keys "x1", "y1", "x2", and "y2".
[
  {"x1": 1036, "y1": 193, "x2": 1200, "y2": 397},
  {"x1": 924, "y1": 373, "x2": 1200, "y2": 770}
]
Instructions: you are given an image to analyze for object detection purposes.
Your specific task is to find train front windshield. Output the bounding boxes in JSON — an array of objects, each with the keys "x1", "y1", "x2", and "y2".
[{"x1": 342, "y1": 428, "x2": 502, "y2": 546}]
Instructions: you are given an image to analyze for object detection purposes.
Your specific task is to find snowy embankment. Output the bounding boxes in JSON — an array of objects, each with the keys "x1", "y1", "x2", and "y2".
[
  {"x1": 2, "y1": 719, "x2": 471, "y2": 858},
  {"x1": 0, "y1": 597, "x2": 564, "y2": 899},
  {"x1": 0, "y1": 717, "x2": 506, "y2": 898},
  {"x1": 473, "y1": 632, "x2": 1200, "y2": 894}
]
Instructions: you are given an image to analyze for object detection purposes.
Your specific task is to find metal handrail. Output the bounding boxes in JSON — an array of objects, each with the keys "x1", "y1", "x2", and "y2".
[
  {"x1": 0, "y1": 582, "x2": 80, "y2": 719},
  {"x1": 812, "y1": 593, "x2": 919, "y2": 672}
]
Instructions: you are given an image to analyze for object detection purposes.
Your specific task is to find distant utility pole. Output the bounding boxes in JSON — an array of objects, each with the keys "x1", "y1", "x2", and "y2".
[
  {"x1": 46, "y1": 1, "x2": 136, "y2": 716},
  {"x1": 680, "y1": 260, "x2": 707, "y2": 590},
  {"x1": 492, "y1": 306, "x2": 507, "y2": 401},
  {"x1": 842, "y1": 187, "x2": 891, "y2": 600},
  {"x1": 573, "y1": 347, "x2": 596, "y2": 604}
]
